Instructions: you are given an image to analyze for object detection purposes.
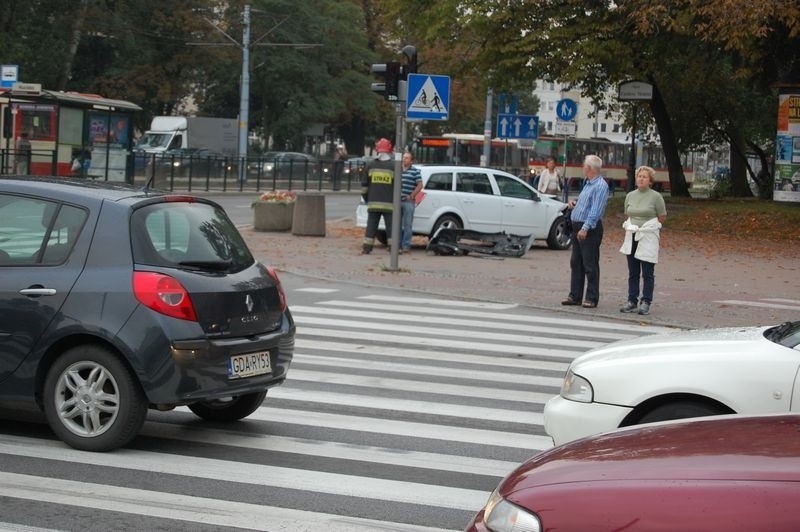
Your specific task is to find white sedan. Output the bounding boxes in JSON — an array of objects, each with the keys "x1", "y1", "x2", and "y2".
[
  {"x1": 356, "y1": 165, "x2": 571, "y2": 250},
  {"x1": 544, "y1": 321, "x2": 800, "y2": 446}
]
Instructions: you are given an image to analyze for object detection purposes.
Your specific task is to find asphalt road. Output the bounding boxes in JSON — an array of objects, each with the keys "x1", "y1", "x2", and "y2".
[{"x1": 0, "y1": 276, "x2": 669, "y2": 531}]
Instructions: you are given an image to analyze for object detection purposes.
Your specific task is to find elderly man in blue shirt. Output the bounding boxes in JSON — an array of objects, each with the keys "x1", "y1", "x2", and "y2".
[{"x1": 562, "y1": 154, "x2": 610, "y2": 308}]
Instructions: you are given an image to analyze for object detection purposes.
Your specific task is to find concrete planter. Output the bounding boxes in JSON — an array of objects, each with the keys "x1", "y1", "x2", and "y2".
[{"x1": 252, "y1": 201, "x2": 295, "y2": 232}]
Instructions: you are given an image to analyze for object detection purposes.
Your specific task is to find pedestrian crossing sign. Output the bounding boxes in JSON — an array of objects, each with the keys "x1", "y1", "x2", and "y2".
[{"x1": 406, "y1": 74, "x2": 449, "y2": 121}]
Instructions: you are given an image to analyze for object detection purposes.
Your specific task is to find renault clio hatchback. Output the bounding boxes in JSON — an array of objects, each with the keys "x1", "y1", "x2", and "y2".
[{"x1": 0, "y1": 177, "x2": 295, "y2": 451}]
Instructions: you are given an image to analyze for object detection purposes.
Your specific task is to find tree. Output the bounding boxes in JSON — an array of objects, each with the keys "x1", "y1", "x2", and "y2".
[{"x1": 383, "y1": 0, "x2": 799, "y2": 197}]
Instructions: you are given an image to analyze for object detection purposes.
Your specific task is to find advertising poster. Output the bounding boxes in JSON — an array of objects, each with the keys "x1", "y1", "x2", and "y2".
[
  {"x1": 86, "y1": 112, "x2": 130, "y2": 181},
  {"x1": 774, "y1": 92, "x2": 800, "y2": 202}
]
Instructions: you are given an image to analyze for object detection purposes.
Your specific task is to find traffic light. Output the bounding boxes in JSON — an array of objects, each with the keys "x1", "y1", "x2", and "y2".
[
  {"x1": 400, "y1": 45, "x2": 417, "y2": 80},
  {"x1": 371, "y1": 61, "x2": 401, "y2": 101}
]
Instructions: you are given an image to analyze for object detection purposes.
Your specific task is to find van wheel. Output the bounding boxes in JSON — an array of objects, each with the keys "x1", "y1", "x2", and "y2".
[
  {"x1": 43, "y1": 345, "x2": 147, "y2": 452},
  {"x1": 430, "y1": 214, "x2": 462, "y2": 236},
  {"x1": 188, "y1": 390, "x2": 267, "y2": 422},
  {"x1": 546, "y1": 216, "x2": 572, "y2": 250}
]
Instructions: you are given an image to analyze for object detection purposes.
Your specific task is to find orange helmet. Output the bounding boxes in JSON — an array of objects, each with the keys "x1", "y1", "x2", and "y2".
[{"x1": 375, "y1": 138, "x2": 393, "y2": 153}]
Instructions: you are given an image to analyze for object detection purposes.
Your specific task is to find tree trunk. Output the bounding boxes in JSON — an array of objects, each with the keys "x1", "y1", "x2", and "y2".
[
  {"x1": 647, "y1": 78, "x2": 691, "y2": 197},
  {"x1": 726, "y1": 126, "x2": 754, "y2": 197},
  {"x1": 56, "y1": 0, "x2": 89, "y2": 90}
]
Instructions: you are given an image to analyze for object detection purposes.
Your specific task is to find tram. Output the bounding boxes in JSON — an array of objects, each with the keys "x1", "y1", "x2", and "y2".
[{"x1": 413, "y1": 133, "x2": 695, "y2": 191}]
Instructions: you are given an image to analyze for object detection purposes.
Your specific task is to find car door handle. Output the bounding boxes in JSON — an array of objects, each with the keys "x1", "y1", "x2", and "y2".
[{"x1": 20, "y1": 287, "x2": 57, "y2": 297}]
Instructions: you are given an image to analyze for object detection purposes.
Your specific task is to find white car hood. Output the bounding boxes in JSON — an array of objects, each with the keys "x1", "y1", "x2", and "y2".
[{"x1": 574, "y1": 325, "x2": 773, "y2": 367}]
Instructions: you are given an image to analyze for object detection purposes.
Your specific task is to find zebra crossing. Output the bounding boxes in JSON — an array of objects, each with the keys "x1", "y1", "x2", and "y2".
[{"x1": 0, "y1": 289, "x2": 671, "y2": 532}]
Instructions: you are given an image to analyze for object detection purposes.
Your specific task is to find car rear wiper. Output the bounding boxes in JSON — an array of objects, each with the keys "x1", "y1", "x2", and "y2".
[
  {"x1": 766, "y1": 321, "x2": 797, "y2": 342},
  {"x1": 178, "y1": 260, "x2": 233, "y2": 272}
]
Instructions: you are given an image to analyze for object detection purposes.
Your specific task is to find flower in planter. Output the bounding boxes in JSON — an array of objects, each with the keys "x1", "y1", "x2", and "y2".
[{"x1": 252, "y1": 190, "x2": 297, "y2": 207}]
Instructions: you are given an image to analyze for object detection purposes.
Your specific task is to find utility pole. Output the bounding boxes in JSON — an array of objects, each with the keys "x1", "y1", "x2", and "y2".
[
  {"x1": 189, "y1": 5, "x2": 320, "y2": 187},
  {"x1": 238, "y1": 5, "x2": 251, "y2": 184}
]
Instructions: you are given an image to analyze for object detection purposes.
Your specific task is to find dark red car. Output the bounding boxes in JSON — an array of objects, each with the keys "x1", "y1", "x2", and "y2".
[{"x1": 467, "y1": 414, "x2": 800, "y2": 532}]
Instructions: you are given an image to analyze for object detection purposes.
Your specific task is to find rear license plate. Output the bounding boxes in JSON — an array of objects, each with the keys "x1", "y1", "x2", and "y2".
[{"x1": 228, "y1": 351, "x2": 272, "y2": 379}]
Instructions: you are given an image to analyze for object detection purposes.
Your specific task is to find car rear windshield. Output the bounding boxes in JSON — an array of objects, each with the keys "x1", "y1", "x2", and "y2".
[{"x1": 130, "y1": 201, "x2": 254, "y2": 273}]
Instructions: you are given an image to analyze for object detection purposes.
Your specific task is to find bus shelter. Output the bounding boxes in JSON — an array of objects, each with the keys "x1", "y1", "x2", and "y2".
[{"x1": 0, "y1": 84, "x2": 141, "y2": 182}]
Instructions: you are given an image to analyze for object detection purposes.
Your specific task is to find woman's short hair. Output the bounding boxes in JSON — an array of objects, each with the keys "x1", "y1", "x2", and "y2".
[
  {"x1": 636, "y1": 165, "x2": 656, "y2": 184},
  {"x1": 584, "y1": 154, "x2": 602, "y2": 171}
]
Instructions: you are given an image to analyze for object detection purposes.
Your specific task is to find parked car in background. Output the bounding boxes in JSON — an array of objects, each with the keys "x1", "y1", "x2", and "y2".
[
  {"x1": 154, "y1": 147, "x2": 231, "y2": 177},
  {"x1": 0, "y1": 176, "x2": 295, "y2": 451},
  {"x1": 544, "y1": 320, "x2": 800, "y2": 446},
  {"x1": 356, "y1": 165, "x2": 571, "y2": 250},
  {"x1": 248, "y1": 151, "x2": 319, "y2": 180},
  {"x1": 467, "y1": 414, "x2": 800, "y2": 531}
]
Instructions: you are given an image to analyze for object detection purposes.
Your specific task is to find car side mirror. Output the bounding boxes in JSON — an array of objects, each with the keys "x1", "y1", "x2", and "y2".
[{"x1": 532, "y1": 192, "x2": 541, "y2": 202}]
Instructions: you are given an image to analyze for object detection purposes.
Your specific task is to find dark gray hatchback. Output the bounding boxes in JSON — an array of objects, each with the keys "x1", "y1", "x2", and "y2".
[{"x1": 0, "y1": 177, "x2": 295, "y2": 451}]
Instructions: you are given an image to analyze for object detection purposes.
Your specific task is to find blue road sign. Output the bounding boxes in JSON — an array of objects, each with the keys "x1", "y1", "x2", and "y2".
[
  {"x1": 555, "y1": 98, "x2": 578, "y2": 121},
  {"x1": 496, "y1": 114, "x2": 539, "y2": 139},
  {"x1": 407, "y1": 74, "x2": 450, "y2": 121}
]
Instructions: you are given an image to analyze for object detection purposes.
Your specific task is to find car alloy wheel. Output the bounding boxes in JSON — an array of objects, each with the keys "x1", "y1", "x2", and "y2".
[{"x1": 43, "y1": 345, "x2": 147, "y2": 451}]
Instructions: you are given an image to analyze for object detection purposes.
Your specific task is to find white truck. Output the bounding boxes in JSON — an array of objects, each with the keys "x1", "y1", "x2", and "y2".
[{"x1": 135, "y1": 116, "x2": 238, "y2": 156}]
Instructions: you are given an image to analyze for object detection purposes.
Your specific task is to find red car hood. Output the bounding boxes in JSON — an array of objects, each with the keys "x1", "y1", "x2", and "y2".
[{"x1": 502, "y1": 414, "x2": 800, "y2": 496}]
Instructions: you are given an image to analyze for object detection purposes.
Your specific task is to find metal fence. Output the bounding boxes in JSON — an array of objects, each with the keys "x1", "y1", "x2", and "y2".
[
  {"x1": 132, "y1": 152, "x2": 365, "y2": 192},
  {"x1": 0, "y1": 149, "x2": 366, "y2": 192}
]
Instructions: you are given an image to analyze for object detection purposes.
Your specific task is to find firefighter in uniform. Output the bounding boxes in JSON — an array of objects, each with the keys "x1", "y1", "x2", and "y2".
[{"x1": 361, "y1": 138, "x2": 395, "y2": 254}]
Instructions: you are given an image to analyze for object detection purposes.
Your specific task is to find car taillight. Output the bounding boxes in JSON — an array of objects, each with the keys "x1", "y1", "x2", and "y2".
[
  {"x1": 266, "y1": 266, "x2": 287, "y2": 312},
  {"x1": 133, "y1": 271, "x2": 198, "y2": 321}
]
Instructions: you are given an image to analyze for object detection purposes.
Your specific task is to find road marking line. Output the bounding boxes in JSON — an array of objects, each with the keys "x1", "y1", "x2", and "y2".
[
  {"x1": 295, "y1": 339, "x2": 570, "y2": 372},
  {"x1": 0, "y1": 438, "x2": 490, "y2": 511},
  {"x1": 0, "y1": 472, "x2": 455, "y2": 532},
  {"x1": 291, "y1": 305, "x2": 642, "y2": 342}
]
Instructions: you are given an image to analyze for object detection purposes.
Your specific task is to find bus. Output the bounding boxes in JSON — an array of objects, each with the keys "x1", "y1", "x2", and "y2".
[{"x1": 413, "y1": 133, "x2": 695, "y2": 191}]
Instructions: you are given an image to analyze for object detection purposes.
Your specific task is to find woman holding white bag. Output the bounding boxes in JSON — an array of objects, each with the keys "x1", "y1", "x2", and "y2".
[{"x1": 619, "y1": 166, "x2": 667, "y2": 315}]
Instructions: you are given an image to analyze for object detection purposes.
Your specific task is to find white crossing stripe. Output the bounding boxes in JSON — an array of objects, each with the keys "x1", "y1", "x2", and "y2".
[
  {"x1": 270, "y1": 387, "x2": 546, "y2": 424},
  {"x1": 0, "y1": 472, "x2": 453, "y2": 532},
  {"x1": 318, "y1": 299, "x2": 675, "y2": 334},
  {"x1": 294, "y1": 353, "x2": 564, "y2": 387},
  {"x1": 139, "y1": 421, "x2": 520, "y2": 477},
  {"x1": 0, "y1": 436, "x2": 490, "y2": 512},
  {"x1": 295, "y1": 339, "x2": 571, "y2": 372},
  {"x1": 244, "y1": 406, "x2": 553, "y2": 450},
  {"x1": 296, "y1": 288, "x2": 340, "y2": 293},
  {"x1": 292, "y1": 305, "x2": 643, "y2": 342},
  {"x1": 298, "y1": 327, "x2": 582, "y2": 360},
  {"x1": 358, "y1": 295, "x2": 518, "y2": 310}
]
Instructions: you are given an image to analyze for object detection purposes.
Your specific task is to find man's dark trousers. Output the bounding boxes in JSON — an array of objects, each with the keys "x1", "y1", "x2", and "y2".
[{"x1": 569, "y1": 220, "x2": 603, "y2": 304}]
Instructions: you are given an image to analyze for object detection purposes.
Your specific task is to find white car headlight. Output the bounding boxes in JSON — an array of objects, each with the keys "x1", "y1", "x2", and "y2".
[
  {"x1": 560, "y1": 369, "x2": 593, "y2": 403},
  {"x1": 484, "y1": 490, "x2": 541, "y2": 532}
]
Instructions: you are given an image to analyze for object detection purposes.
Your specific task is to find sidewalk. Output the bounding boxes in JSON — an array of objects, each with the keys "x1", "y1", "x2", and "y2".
[{"x1": 241, "y1": 216, "x2": 799, "y2": 330}]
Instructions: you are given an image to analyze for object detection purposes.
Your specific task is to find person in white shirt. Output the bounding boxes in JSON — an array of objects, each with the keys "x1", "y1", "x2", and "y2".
[
  {"x1": 537, "y1": 157, "x2": 561, "y2": 195},
  {"x1": 619, "y1": 166, "x2": 667, "y2": 316}
]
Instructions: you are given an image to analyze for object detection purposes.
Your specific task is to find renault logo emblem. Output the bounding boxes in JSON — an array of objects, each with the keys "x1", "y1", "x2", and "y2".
[{"x1": 245, "y1": 294, "x2": 254, "y2": 313}]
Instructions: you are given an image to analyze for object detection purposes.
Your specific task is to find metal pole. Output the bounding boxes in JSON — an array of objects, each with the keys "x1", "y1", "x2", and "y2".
[
  {"x1": 238, "y1": 4, "x2": 251, "y2": 184},
  {"x1": 627, "y1": 104, "x2": 637, "y2": 191},
  {"x1": 482, "y1": 87, "x2": 493, "y2": 167},
  {"x1": 388, "y1": 102, "x2": 403, "y2": 270},
  {"x1": 562, "y1": 134, "x2": 569, "y2": 203}
]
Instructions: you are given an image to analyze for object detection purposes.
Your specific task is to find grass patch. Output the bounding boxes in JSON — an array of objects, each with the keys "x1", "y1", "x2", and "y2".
[{"x1": 605, "y1": 196, "x2": 800, "y2": 245}]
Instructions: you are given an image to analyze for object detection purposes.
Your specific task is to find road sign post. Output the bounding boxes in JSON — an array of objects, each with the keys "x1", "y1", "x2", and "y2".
[{"x1": 618, "y1": 81, "x2": 653, "y2": 191}]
